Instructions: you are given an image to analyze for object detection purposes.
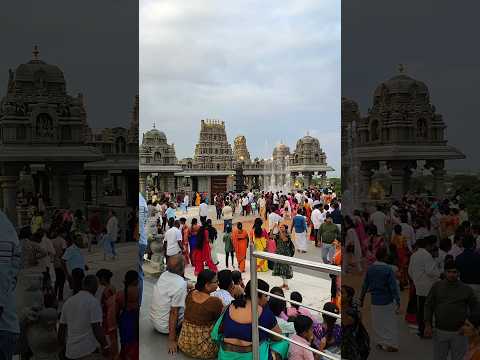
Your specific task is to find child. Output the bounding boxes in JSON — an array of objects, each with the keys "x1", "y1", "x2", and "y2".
[
  {"x1": 287, "y1": 291, "x2": 314, "y2": 321},
  {"x1": 288, "y1": 315, "x2": 315, "y2": 360},
  {"x1": 270, "y1": 287, "x2": 289, "y2": 320},
  {"x1": 231, "y1": 270, "x2": 245, "y2": 299},
  {"x1": 269, "y1": 295, "x2": 296, "y2": 336},
  {"x1": 223, "y1": 223, "x2": 235, "y2": 268},
  {"x1": 313, "y1": 302, "x2": 341, "y2": 352}
]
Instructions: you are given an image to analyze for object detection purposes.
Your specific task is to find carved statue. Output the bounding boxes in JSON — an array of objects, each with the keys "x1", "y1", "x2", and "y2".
[
  {"x1": 25, "y1": 308, "x2": 60, "y2": 360},
  {"x1": 149, "y1": 233, "x2": 165, "y2": 273},
  {"x1": 368, "y1": 180, "x2": 386, "y2": 200}
]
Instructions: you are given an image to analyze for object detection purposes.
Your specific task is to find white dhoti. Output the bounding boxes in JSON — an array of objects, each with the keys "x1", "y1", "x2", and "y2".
[
  {"x1": 371, "y1": 302, "x2": 399, "y2": 349},
  {"x1": 295, "y1": 231, "x2": 308, "y2": 251}
]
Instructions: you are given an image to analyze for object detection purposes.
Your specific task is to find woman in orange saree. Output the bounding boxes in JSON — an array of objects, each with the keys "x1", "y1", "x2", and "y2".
[{"x1": 232, "y1": 222, "x2": 249, "y2": 273}]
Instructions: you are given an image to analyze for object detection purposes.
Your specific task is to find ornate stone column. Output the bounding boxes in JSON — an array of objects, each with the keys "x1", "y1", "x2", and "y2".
[
  {"x1": 68, "y1": 175, "x2": 86, "y2": 212},
  {"x1": 50, "y1": 174, "x2": 64, "y2": 208},
  {"x1": 0, "y1": 176, "x2": 18, "y2": 225},
  {"x1": 432, "y1": 164, "x2": 446, "y2": 198},
  {"x1": 139, "y1": 173, "x2": 147, "y2": 195},
  {"x1": 304, "y1": 172, "x2": 312, "y2": 188},
  {"x1": 389, "y1": 161, "x2": 405, "y2": 200},
  {"x1": 167, "y1": 175, "x2": 176, "y2": 193},
  {"x1": 359, "y1": 162, "x2": 372, "y2": 200}
]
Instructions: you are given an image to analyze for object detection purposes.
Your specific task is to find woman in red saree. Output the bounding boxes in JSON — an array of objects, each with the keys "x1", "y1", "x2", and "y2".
[
  {"x1": 232, "y1": 222, "x2": 249, "y2": 273},
  {"x1": 97, "y1": 269, "x2": 119, "y2": 360},
  {"x1": 193, "y1": 225, "x2": 218, "y2": 276},
  {"x1": 116, "y1": 271, "x2": 139, "y2": 360}
]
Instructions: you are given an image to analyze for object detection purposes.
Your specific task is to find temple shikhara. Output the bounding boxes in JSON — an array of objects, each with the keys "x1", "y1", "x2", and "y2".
[
  {"x1": 0, "y1": 46, "x2": 138, "y2": 230},
  {"x1": 140, "y1": 119, "x2": 334, "y2": 199},
  {"x1": 342, "y1": 65, "x2": 465, "y2": 206}
]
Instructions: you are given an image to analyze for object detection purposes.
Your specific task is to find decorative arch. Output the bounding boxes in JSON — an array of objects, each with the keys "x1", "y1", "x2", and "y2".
[{"x1": 154, "y1": 152, "x2": 162, "y2": 161}]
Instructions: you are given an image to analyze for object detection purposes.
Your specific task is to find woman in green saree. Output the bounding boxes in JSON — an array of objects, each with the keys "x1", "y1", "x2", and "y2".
[{"x1": 211, "y1": 279, "x2": 289, "y2": 360}]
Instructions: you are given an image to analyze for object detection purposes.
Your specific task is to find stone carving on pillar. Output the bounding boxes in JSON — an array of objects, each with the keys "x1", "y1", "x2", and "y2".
[
  {"x1": 388, "y1": 161, "x2": 406, "y2": 200},
  {"x1": 139, "y1": 174, "x2": 147, "y2": 195},
  {"x1": 18, "y1": 273, "x2": 60, "y2": 360},
  {"x1": 149, "y1": 233, "x2": 165, "y2": 273},
  {"x1": 25, "y1": 308, "x2": 60, "y2": 360}
]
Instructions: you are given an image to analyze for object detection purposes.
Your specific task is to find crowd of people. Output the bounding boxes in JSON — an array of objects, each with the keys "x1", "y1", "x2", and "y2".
[
  {"x1": 149, "y1": 254, "x2": 341, "y2": 360},
  {"x1": 142, "y1": 186, "x2": 344, "y2": 360},
  {"x1": 1, "y1": 202, "x2": 141, "y2": 360},
  {"x1": 343, "y1": 194, "x2": 480, "y2": 360}
]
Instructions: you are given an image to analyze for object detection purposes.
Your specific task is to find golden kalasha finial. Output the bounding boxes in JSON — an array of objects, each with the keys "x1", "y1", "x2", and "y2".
[{"x1": 32, "y1": 45, "x2": 40, "y2": 60}]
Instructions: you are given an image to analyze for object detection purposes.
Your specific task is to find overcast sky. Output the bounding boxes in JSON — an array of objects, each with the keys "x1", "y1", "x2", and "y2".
[
  {"x1": 140, "y1": 0, "x2": 341, "y2": 176},
  {"x1": 343, "y1": 0, "x2": 480, "y2": 172},
  {"x1": 0, "y1": 0, "x2": 138, "y2": 130}
]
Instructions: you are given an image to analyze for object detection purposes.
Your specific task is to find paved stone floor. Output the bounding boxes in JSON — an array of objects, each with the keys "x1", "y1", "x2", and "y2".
[
  {"x1": 343, "y1": 273, "x2": 433, "y2": 360},
  {"x1": 140, "y1": 205, "x2": 335, "y2": 359}
]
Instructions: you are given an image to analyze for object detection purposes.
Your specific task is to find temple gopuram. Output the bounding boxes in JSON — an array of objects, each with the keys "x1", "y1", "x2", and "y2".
[{"x1": 140, "y1": 119, "x2": 334, "y2": 199}]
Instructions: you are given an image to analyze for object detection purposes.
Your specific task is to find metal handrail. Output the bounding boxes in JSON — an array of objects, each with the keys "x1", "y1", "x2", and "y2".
[
  {"x1": 257, "y1": 289, "x2": 341, "y2": 319},
  {"x1": 252, "y1": 251, "x2": 341, "y2": 275},
  {"x1": 250, "y1": 249, "x2": 341, "y2": 360}
]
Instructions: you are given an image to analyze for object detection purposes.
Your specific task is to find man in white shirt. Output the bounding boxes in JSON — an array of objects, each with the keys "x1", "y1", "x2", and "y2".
[
  {"x1": 294, "y1": 191, "x2": 303, "y2": 205},
  {"x1": 199, "y1": 200, "x2": 209, "y2": 224},
  {"x1": 268, "y1": 205, "x2": 283, "y2": 236},
  {"x1": 400, "y1": 214, "x2": 416, "y2": 253},
  {"x1": 183, "y1": 194, "x2": 189, "y2": 213},
  {"x1": 241, "y1": 196, "x2": 249, "y2": 216},
  {"x1": 370, "y1": 205, "x2": 386, "y2": 237},
  {"x1": 408, "y1": 236, "x2": 440, "y2": 338},
  {"x1": 106, "y1": 210, "x2": 118, "y2": 242},
  {"x1": 150, "y1": 255, "x2": 188, "y2": 354},
  {"x1": 164, "y1": 219, "x2": 183, "y2": 258},
  {"x1": 222, "y1": 203, "x2": 234, "y2": 232},
  {"x1": 311, "y1": 201, "x2": 323, "y2": 247},
  {"x1": 211, "y1": 269, "x2": 235, "y2": 307},
  {"x1": 273, "y1": 193, "x2": 279, "y2": 205},
  {"x1": 58, "y1": 275, "x2": 109, "y2": 359}
]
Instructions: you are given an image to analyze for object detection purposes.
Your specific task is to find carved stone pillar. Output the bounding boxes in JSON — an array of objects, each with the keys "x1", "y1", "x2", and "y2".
[
  {"x1": 304, "y1": 172, "x2": 312, "y2": 188},
  {"x1": 432, "y1": 165, "x2": 446, "y2": 198},
  {"x1": 50, "y1": 174, "x2": 64, "y2": 208},
  {"x1": 389, "y1": 161, "x2": 405, "y2": 200},
  {"x1": 167, "y1": 175, "x2": 176, "y2": 193},
  {"x1": 0, "y1": 176, "x2": 18, "y2": 225},
  {"x1": 139, "y1": 173, "x2": 147, "y2": 195},
  {"x1": 68, "y1": 175, "x2": 86, "y2": 212},
  {"x1": 359, "y1": 162, "x2": 372, "y2": 200}
]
